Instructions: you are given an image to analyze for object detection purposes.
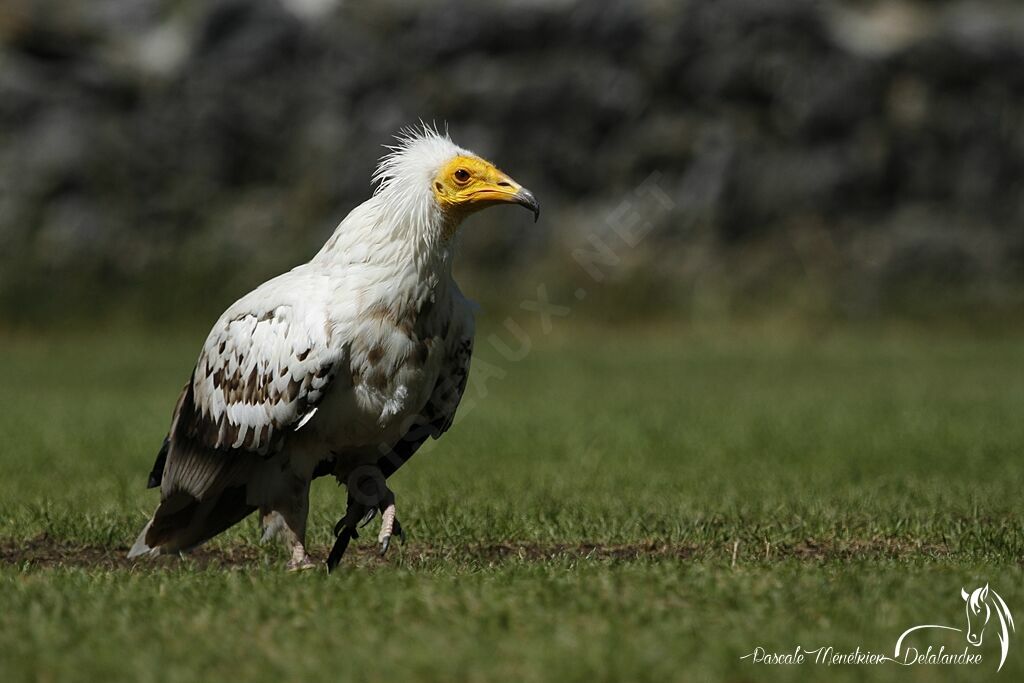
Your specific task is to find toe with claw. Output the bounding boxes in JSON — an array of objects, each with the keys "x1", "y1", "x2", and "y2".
[
  {"x1": 376, "y1": 491, "x2": 405, "y2": 556},
  {"x1": 286, "y1": 555, "x2": 318, "y2": 572},
  {"x1": 379, "y1": 517, "x2": 405, "y2": 556},
  {"x1": 327, "y1": 467, "x2": 408, "y2": 571}
]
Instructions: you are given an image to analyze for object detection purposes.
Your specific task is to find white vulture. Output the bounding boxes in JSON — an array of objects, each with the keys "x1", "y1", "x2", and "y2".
[{"x1": 129, "y1": 126, "x2": 539, "y2": 570}]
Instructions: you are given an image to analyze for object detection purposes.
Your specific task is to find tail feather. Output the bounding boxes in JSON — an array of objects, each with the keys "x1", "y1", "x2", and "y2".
[
  {"x1": 128, "y1": 486, "x2": 256, "y2": 559},
  {"x1": 128, "y1": 520, "x2": 156, "y2": 559}
]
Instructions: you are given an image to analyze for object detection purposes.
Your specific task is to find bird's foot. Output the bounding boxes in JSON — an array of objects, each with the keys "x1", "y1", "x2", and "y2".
[
  {"x1": 286, "y1": 555, "x2": 318, "y2": 572},
  {"x1": 377, "y1": 500, "x2": 405, "y2": 556},
  {"x1": 357, "y1": 488, "x2": 405, "y2": 555},
  {"x1": 326, "y1": 476, "x2": 406, "y2": 571},
  {"x1": 286, "y1": 544, "x2": 317, "y2": 572}
]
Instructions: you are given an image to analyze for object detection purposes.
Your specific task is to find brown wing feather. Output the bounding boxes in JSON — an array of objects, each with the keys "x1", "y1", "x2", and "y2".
[
  {"x1": 159, "y1": 379, "x2": 256, "y2": 500},
  {"x1": 158, "y1": 308, "x2": 339, "y2": 502}
]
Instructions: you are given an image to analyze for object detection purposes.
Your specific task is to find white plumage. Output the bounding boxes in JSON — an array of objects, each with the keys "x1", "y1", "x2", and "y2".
[{"x1": 130, "y1": 126, "x2": 538, "y2": 569}]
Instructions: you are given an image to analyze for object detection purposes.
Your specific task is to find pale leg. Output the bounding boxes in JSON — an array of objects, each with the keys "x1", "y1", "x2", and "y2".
[
  {"x1": 375, "y1": 486, "x2": 404, "y2": 555},
  {"x1": 277, "y1": 483, "x2": 316, "y2": 571}
]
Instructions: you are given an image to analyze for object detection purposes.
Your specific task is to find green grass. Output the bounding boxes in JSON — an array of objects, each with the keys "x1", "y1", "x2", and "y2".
[{"x1": 1, "y1": 323, "x2": 1022, "y2": 682}]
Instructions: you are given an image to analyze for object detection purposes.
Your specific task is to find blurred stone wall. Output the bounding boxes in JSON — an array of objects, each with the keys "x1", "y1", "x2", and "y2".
[{"x1": 1, "y1": 0, "x2": 1023, "y2": 321}]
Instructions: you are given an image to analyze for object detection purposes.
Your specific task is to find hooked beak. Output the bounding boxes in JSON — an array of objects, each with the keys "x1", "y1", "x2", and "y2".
[
  {"x1": 514, "y1": 187, "x2": 541, "y2": 223},
  {"x1": 465, "y1": 171, "x2": 541, "y2": 223}
]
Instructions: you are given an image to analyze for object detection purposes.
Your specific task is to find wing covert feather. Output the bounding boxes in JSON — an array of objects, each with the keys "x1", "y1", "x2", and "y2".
[
  {"x1": 187, "y1": 305, "x2": 340, "y2": 455},
  {"x1": 158, "y1": 298, "x2": 346, "y2": 500}
]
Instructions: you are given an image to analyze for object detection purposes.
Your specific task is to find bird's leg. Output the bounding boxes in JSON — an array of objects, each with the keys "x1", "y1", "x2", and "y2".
[
  {"x1": 376, "y1": 486, "x2": 404, "y2": 556},
  {"x1": 354, "y1": 467, "x2": 404, "y2": 555},
  {"x1": 277, "y1": 485, "x2": 316, "y2": 572},
  {"x1": 286, "y1": 539, "x2": 315, "y2": 571},
  {"x1": 326, "y1": 465, "x2": 405, "y2": 572},
  {"x1": 259, "y1": 509, "x2": 286, "y2": 544},
  {"x1": 283, "y1": 518, "x2": 315, "y2": 572}
]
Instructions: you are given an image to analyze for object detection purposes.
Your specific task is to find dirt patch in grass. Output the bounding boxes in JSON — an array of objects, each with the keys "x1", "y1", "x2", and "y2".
[{"x1": 0, "y1": 535, "x2": 955, "y2": 571}]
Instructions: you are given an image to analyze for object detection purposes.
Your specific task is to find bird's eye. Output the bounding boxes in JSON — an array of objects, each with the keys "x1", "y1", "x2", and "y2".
[{"x1": 454, "y1": 168, "x2": 471, "y2": 183}]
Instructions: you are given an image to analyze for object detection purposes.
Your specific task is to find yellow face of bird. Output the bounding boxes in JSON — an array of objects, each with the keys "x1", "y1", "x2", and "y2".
[{"x1": 432, "y1": 156, "x2": 540, "y2": 222}]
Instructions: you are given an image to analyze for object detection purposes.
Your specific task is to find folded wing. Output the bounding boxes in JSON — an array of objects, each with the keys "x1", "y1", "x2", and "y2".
[{"x1": 163, "y1": 305, "x2": 340, "y2": 498}]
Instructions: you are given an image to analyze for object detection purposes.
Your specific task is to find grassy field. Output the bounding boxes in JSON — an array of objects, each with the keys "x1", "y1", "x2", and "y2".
[{"x1": 1, "y1": 322, "x2": 1022, "y2": 682}]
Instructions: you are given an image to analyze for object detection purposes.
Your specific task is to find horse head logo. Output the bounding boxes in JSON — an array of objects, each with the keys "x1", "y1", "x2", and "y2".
[
  {"x1": 896, "y1": 583, "x2": 1015, "y2": 671},
  {"x1": 962, "y1": 584, "x2": 1014, "y2": 666},
  {"x1": 963, "y1": 585, "x2": 991, "y2": 646}
]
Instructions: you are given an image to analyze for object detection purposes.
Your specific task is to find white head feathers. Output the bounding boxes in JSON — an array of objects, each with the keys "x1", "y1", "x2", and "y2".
[
  {"x1": 365, "y1": 124, "x2": 475, "y2": 248},
  {"x1": 373, "y1": 124, "x2": 472, "y2": 197},
  {"x1": 315, "y1": 123, "x2": 536, "y2": 274}
]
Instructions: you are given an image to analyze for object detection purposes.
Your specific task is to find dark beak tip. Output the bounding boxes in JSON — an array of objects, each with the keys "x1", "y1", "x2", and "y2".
[{"x1": 515, "y1": 188, "x2": 540, "y2": 223}]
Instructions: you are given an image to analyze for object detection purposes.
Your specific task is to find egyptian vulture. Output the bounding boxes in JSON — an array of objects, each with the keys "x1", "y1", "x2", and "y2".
[{"x1": 130, "y1": 127, "x2": 539, "y2": 570}]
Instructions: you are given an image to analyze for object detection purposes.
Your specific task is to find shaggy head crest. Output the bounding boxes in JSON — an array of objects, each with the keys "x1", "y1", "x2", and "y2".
[
  {"x1": 361, "y1": 123, "x2": 539, "y2": 244},
  {"x1": 373, "y1": 124, "x2": 470, "y2": 197}
]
